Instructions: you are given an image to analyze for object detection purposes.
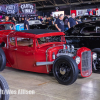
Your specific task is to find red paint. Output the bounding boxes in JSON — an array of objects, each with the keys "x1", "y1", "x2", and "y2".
[
  {"x1": 0, "y1": 22, "x2": 92, "y2": 77},
  {"x1": 0, "y1": 22, "x2": 15, "y2": 43}
]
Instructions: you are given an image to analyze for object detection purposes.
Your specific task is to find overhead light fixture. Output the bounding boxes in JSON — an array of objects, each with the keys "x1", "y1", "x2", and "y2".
[{"x1": 88, "y1": 2, "x2": 91, "y2": 4}]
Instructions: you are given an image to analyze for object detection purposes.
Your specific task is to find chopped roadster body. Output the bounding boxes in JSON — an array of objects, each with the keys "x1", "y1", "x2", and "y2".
[{"x1": 0, "y1": 28, "x2": 95, "y2": 85}]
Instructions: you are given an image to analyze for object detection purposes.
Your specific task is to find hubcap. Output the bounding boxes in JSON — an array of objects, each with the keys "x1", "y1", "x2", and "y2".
[
  {"x1": 60, "y1": 67, "x2": 66, "y2": 75},
  {"x1": 55, "y1": 61, "x2": 72, "y2": 81}
]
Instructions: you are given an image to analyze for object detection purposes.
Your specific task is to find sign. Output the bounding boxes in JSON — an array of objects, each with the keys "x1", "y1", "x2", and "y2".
[
  {"x1": 19, "y1": 3, "x2": 36, "y2": 14},
  {"x1": 76, "y1": 10, "x2": 88, "y2": 16},
  {"x1": 0, "y1": 3, "x2": 36, "y2": 15},
  {"x1": 0, "y1": 6, "x2": 2, "y2": 12},
  {"x1": 2, "y1": 4, "x2": 18, "y2": 14}
]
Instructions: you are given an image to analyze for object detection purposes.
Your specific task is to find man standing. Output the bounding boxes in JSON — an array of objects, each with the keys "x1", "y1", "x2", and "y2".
[
  {"x1": 11, "y1": 17, "x2": 17, "y2": 24},
  {"x1": 4, "y1": 16, "x2": 12, "y2": 30},
  {"x1": 63, "y1": 15, "x2": 69, "y2": 31},
  {"x1": 68, "y1": 13, "x2": 78, "y2": 28},
  {"x1": 24, "y1": 17, "x2": 30, "y2": 30},
  {"x1": 55, "y1": 14, "x2": 64, "y2": 32}
]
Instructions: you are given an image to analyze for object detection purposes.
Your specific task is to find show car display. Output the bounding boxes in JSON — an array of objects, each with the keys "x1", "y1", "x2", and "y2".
[
  {"x1": 16, "y1": 20, "x2": 48, "y2": 30},
  {"x1": 0, "y1": 29, "x2": 95, "y2": 85},
  {"x1": 0, "y1": 22, "x2": 15, "y2": 42},
  {"x1": 29, "y1": 19, "x2": 48, "y2": 29},
  {"x1": 76, "y1": 15, "x2": 100, "y2": 22},
  {"x1": 65, "y1": 21, "x2": 100, "y2": 72}
]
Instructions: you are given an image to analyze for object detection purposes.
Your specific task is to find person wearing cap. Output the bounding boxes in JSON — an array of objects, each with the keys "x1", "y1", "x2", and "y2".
[
  {"x1": 55, "y1": 14, "x2": 64, "y2": 32},
  {"x1": 24, "y1": 17, "x2": 30, "y2": 30}
]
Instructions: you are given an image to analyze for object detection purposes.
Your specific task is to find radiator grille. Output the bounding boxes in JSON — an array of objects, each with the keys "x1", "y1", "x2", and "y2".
[{"x1": 82, "y1": 51, "x2": 92, "y2": 76}]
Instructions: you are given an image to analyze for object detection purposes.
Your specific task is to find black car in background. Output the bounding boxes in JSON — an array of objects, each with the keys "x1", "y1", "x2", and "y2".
[
  {"x1": 76, "y1": 15, "x2": 100, "y2": 22},
  {"x1": 65, "y1": 21, "x2": 100, "y2": 72}
]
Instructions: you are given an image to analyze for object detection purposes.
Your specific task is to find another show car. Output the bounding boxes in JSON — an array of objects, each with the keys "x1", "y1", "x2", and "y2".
[
  {"x1": 28, "y1": 19, "x2": 48, "y2": 29},
  {"x1": 65, "y1": 21, "x2": 100, "y2": 72},
  {"x1": 16, "y1": 20, "x2": 48, "y2": 30},
  {"x1": 0, "y1": 29, "x2": 95, "y2": 85},
  {"x1": 0, "y1": 22, "x2": 15, "y2": 43},
  {"x1": 76, "y1": 15, "x2": 100, "y2": 22}
]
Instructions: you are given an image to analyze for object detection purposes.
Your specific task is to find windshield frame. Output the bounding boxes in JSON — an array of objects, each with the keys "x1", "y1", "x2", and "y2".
[{"x1": 36, "y1": 35, "x2": 66, "y2": 47}]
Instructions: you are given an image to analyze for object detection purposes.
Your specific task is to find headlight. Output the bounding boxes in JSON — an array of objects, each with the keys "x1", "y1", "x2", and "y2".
[
  {"x1": 93, "y1": 53, "x2": 97, "y2": 60},
  {"x1": 75, "y1": 56, "x2": 80, "y2": 64}
]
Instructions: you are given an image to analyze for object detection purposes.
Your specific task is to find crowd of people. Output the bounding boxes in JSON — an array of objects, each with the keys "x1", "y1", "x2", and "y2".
[
  {"x1": 36, "y1": 13, "x2": 82, "y2": 32},
  {"x1": 0, "y1": 13, "x2": 82, "y2": 31}
]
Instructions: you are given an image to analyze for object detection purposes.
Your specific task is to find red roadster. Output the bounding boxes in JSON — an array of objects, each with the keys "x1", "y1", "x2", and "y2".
[{"x1": 0, "y1": 29, "x2": 97, "y2": 85}]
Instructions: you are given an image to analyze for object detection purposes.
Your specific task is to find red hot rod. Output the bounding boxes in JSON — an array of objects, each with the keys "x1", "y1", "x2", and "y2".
[{"x1": 0, "y1": 29, "x2": 97, "y2": 85}]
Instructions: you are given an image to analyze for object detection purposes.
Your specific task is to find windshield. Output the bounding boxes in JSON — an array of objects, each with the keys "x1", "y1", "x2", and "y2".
[
  {"x1": 37, "y1": 35, "x2": 65, "y2": 45},
  {"x1": 0, "y1": 24, "x2": 15, "y2": 30}
]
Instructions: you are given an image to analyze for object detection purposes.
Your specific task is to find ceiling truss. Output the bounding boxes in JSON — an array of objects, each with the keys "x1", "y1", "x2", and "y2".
[{"x1": 0, "y1": 0, "x2": 100, "y2": 9}]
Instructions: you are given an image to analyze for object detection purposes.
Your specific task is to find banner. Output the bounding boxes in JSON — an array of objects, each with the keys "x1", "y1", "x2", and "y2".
[
  {"x1": 2, "y1": 4, "x2": 18, "y2": 14},
  {"x1": 76, "y1": 10, "x2": 88, "y2": 16},
  {"x1": 0, "y1": 6, "x2": 2, "y2": 14},
  {"x1": 18, "y1": 3, "x2": 36, "y2": 14}
]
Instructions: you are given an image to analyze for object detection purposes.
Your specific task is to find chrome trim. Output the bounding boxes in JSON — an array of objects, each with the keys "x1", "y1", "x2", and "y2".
[
  {"x1": 57, "y1": 53, "x2": 74, "y2": 57},
  {"x1": 81, "y1": 51, "x2": 92, "y2": 76},
  {"x1": 36, "y1": 61, "x2": 54, "y2": 66}
]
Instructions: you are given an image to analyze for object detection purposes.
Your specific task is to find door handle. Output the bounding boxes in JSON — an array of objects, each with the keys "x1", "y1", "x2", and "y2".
[{"x1": 14, "y1": 48, "x2": 17, "y2": 50}]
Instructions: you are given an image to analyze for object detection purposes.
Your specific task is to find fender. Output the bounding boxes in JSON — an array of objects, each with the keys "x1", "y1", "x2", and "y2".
[{"x1": 92, "y1": 48, "x2": 100, "y2": 54}]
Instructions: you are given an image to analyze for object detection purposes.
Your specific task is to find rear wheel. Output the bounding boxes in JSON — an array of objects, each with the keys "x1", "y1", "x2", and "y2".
[
  {"x1": 53, "y1": 56, "x2": 78, "y2": 85},
  {"x1": 0, "y1": 75, "x2": 9, "y2": 100},
  {"x1": 0, "y1": 48, "x2": 6, "y2": 71}
]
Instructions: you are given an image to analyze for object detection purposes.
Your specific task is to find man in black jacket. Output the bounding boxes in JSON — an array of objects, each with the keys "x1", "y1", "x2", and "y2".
[{"x1": 24, "y1": 17, "x2": 30, "y2": 30}]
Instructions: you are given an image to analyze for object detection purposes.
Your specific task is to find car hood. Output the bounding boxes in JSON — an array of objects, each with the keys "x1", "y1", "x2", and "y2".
[{"x1": 37, "y1": 43, "x2": 64, "y2": 52}]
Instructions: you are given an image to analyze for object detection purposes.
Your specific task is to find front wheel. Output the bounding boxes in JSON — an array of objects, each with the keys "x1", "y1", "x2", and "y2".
[{"x1": 53, "y1": 56, "x2": 79, "y2": 85}]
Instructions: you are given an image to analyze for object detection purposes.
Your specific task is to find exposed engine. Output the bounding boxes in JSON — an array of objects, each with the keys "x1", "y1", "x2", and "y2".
[{"x1": 56, "y1": 44, "x2": 77, "y2": 58}]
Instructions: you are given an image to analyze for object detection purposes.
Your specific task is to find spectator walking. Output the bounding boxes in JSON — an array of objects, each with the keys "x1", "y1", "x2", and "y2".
[
  {"x1": 63, "y1": 15, "x2": 69, "y2": 31},
  {"x1": 48, "y1": 17, "x2": 53, "y2": 25},
  {"x1": 45, "y1": 17, "x2": 49, "y2": 25},
  {"x1": 55, "y1": 14, "x2": 64, "y2": 32},
  {"x1": 11, "y1": 17, "x2": 17, "y2": 24},
  {"x1": 68, "y1": 13, "x2": 78, "y2": 28},
  {"x1": 24, "y1": 17, "x2": 30, "y2": 30},
  {"x1": 40, "y1": 16, "x2": 43, "y2": 23}
]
